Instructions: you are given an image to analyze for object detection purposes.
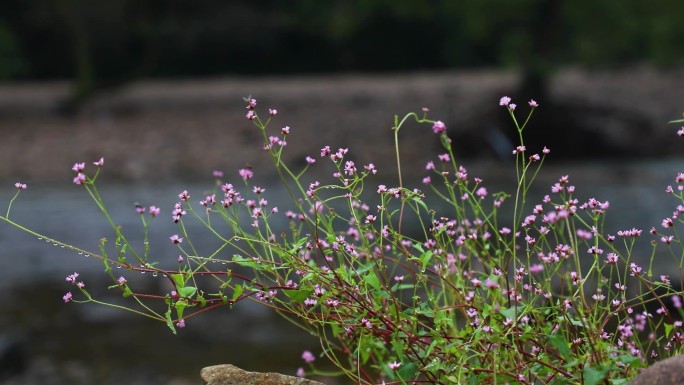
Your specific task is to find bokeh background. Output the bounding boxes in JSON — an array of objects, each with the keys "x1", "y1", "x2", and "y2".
[{"x1": 1, "y1": 1, "x2": 684, "y2": 384}]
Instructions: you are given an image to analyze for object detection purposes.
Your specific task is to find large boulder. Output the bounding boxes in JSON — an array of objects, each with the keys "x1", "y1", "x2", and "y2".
[
  {"x1": 201, "y1": 364, "x2": 324, "y2": 385},
  {"x1": 630, "y1": 355, "x2": 684, "y2": 385}
]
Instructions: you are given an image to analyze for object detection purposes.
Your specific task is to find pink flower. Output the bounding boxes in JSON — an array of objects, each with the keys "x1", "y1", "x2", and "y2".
[
  {"x1": 149, "y1": 206, "x2": 160, "y2": 217},
  {"x1": 325, "y1": 298, "x2": 339, "y2": 307},
  {"x1": 432, "y1": 120, "x2": 446, "y2": 134},
  {"x1": 499, "y1": 96, "x2": 511, "y2": 106},
  {"x1": 63, "y1": 292, "x2": 73, "y2": 303},
  {"x1": 176, "y1": 319, "x2": 186, "y2": 328},
  {"x1": 605, "y1": 253, "x2": 618, "y2": 264},
  {"x1": 320, "y1": 146, "x2": 331, "y2": 157},
  {"x1": 343, "y1": 161, "x2": 357, "y2": 176},
  {"x1": 528, "y1": 99, "x2": 539, "y2": 108},
  {"x1": 14, "y1": 182, "x2": 27, "y2": 189},
  {"x1": 296, "y1": 368, "x2": 305, "y2": 377},
  {"x1": 588, "y1": 246, "x2": 603, "y2": 255},
  {"x1": 73, "y1": 173, "x2": 86, "y2": 185},
  {"x1": 268, "y1": 108, "x2": 277, "y2": 116},
  {"x1": 475, "y1": 187, "x2": 488, "y2": 199},
  {"x1": 388, "y1": 361, "x2": 401, "y2": 370},
  {"x1": 65, "y1": 272, "x2": 79, "y2": 284},
  {"x1": 509, "y1": 103, "x2": 517, "y2": 111},
  {"x1": 170, "y1": 234, "x2": 183, "y2": 244},
  {"x1": 281, "y1": 126, "x2": 290, "y2": 135},
  {"x1": 570, "y1": 271, "x2": 580, "y2": 285},
  {"x1": 246, "y1": 110, "x2": 256, "y2": 120},
  {"x1": 485, "y1": 278, "x2": 499, "y2": 290},
  {"x1": 93, "y1": 157, "x2": 104, "y2": 167},
  {"x1": 513, "y1": 146, "x2": 526, "y2": 154},
  {"x1": 177, "y1": 255, "x2": 184, "y2": 263},
  {"x1": 361, "y1": 318, "x2": 372, "y2": 329},
  {"x1": 72, "y1": 162, "x2": 85, "y2": 172},
  {"x1": 213, "y1": 170, "x2": 224, "y2": 178},
  {"x1": 117, "y1": 276, "x2": 127, "y2": 284},
  {"x1": 301, "y1": 350, "x2": 315, "y2": 363},
  {"x1": 678, "y1": 127, "x2": 684, "y2": 137},
  {"x1": 239, "y1": 168, "x2": 253, "y2": 181},
  {"x1": 305, "y1": 156, "x2": 316, "y2": 164}
]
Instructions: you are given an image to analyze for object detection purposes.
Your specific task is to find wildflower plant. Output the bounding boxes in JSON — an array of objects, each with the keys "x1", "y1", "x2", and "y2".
[{"x1": 3, "y1": 97, "x2": 684, "y2": 384}]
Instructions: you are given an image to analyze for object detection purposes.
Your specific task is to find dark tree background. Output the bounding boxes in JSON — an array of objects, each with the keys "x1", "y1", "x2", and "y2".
[
  {"x1": 2, "y1": 0, "x2": 683, "y2": 83},
  {"x1": 1, "y1": 0, "x2": 682, "y2": 157}
]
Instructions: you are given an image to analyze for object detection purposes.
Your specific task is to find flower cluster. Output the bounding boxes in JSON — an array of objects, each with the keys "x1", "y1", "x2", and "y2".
[{"x1": 3, "y1": 96, "x2": 684, "y2": 385}]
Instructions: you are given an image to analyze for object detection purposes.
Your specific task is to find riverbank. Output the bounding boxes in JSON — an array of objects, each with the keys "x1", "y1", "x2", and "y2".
[{"x1": 1, "y1": 66, "x2": 682, "y2": 185}]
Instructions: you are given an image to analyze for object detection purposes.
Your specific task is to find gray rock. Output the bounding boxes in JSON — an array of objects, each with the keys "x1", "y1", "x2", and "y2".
[
  {"x1": 630, "y1": 355, "x2": 684, "y2": 385},
  {"x1": 201, "y1": 364, "x2": 325, "y2": 385}
]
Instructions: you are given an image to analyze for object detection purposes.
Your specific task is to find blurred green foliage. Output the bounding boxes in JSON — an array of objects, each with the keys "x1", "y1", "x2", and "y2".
[{"x1": 1, "y1": 0, "x2": 683, "y2": 84}]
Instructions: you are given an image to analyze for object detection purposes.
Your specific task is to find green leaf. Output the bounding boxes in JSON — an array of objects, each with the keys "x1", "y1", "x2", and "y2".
[
  {"x1": 102, "y1": 256, "x2": 111, "y2": 272},
  {"x1": 170, "y1": 273, "x2": 186, "y2": 287},
  {"x1": 583, "y1": 364, "x2": 607, "y2": 385},
  {"x1": 391, "y1": 283, "x2": 414, "y2": 292},
  {"x1": 615, "y1": 354, "x2": 642, "y2": 366},
  {"x1": 391, "y1": 340, "x2": 405, "y2": 361},
  {"x1": 122, "y1": 287, "x2": 132, "y2": 297},
  {"x1": 232, "y1": 254, "x2": 261, "y2": 268},
  {"x1": 364, "y1": 270, "x2": 382, "y2": 292},
  {"x1": 548, "y1": 333, "x2": 570, "y2": 357},
  {"x1": 397, "y1": 362, "x2": 418, "y2": 381},
  {"x1": 499, "y1": 306, "x2": 517, "y2": 320},
  {"x1": 283, "y1": 288, "x2": 311, "y2": 303},
  {"x1": 165, "y1": 308, "x2": 177, "y2": 335},
  {"x1": 232, "y1": 284, "x2": 244, "y2": 302},
  {"x1": 411, "y1": 195, "x2": 429, "y2": 213},
  {"x1": 419, "y1": 250, "x2": 433, "y2": 271},
  {"x1": 178, "y1": 286, "x2": 197, "y2": 298},
  {"x1": 665, "y1": 323, "x2": 674, "y2": 338},
  {"x1": 175, "y1": 300, "x2": 186, "y2": 319}
]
